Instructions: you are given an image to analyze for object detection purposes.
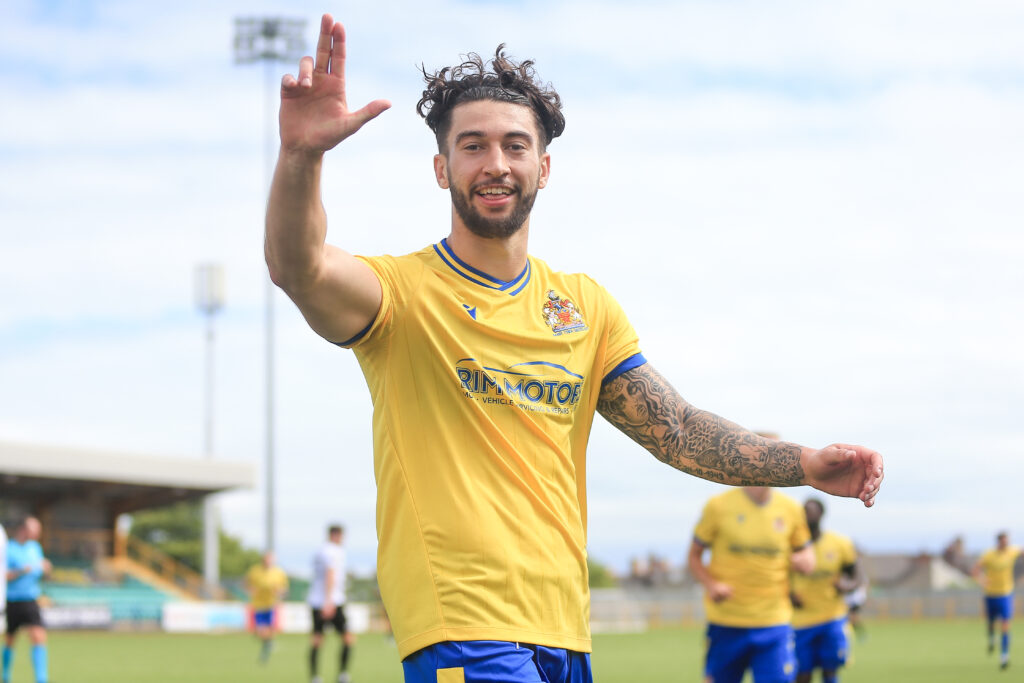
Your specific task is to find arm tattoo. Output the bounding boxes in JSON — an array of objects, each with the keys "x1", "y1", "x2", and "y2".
[{"x1": 597, "y1": 363, "x2": 805, "y2": 486}]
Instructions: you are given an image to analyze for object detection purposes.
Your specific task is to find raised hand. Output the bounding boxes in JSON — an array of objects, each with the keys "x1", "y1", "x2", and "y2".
[
  {"x1": 278, "y1": 14, "x2": 391, "y2": 155},
  {"x1": 804, "y1": 444, "x2": 884, "y2": 507}
]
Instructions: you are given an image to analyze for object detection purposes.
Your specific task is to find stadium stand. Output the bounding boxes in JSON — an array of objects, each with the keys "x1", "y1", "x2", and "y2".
[{"x1": 1, "y1": 439, "x2": 254, "y2": 627}]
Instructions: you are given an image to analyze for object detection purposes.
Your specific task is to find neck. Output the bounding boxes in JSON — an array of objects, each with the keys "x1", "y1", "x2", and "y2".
[
  {"x1": 446, "y1": 221, "x2": 530, "y2": 282},
  {"x1": 809, "y1": 524, "x2": 821, "y2": 541},
  {"x1": 743, "y1": 487, "x2": 771, "y2": 505}
]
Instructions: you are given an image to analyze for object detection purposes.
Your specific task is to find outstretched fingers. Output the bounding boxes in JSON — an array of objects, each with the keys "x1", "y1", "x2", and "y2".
[
  {"x1": 314, "y1": 14, "x2": 334, "y2": 73},
  {"x1": 281, "y1": 56, "x2": 315, "y2": 95},
  {"x1": 330, "y1": 22, "x2": 347, "y2": 77},
  {"x1": 313, "y1": 15, "x2": 347, "y2": 78},
  {"x1": 841, "y1": 444, "x2": 884, "y2": 507}
]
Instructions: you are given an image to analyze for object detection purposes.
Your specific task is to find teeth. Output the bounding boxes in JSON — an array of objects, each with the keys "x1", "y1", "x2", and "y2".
[{"x1": 479, "y1": 187, "x2": 512, "y2": 195}]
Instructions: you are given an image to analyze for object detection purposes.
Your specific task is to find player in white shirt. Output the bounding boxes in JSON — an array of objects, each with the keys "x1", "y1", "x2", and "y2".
[{"x1": 308, "y1": 524, "x2": 353, "y2": 683}]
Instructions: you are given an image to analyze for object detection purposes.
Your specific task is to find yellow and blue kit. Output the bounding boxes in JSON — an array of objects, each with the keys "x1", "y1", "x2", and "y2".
[
  {"x1": 246, "y1": 564, "x2": 289, "y2": 614},
  {"x1": 346, "y1": 239, "x2": 644, "y2": 659},
  {"x1": 978, "y1": 545, "x2": 1021, "y2": 623},
  {"x1": 791, "y1": 531, "x2": 857, "y2": 629},
  {"x1": 791, "y1": 531, "x2": 857, "y2": 675},
  {"x1": 978, "y1": 545, "x2": 1021, "y2": 598},
  {"x1": 693, "y1": 488, "x2": 811, "y2": 628}
]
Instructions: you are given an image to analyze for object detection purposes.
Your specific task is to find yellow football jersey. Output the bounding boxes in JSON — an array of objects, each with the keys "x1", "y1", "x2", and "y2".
[
  {"x1": 349, "y1": 240, "x2": 643, "y2": 658},
  {"x1": 978, "y1": 545, "x2": 1022, "y2": 596},
  {"x1": 246, "y1": 565, "x2": 289, "y2": 611},
  {"x1": 693, "y1": 488, "x2": 811, "y2": 628},
  {"x1": 791, "y1": 531, "x2": 857, "y2": 628}
]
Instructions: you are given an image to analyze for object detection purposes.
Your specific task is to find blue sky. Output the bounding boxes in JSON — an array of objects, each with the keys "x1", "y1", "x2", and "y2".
[{"x1": 2, "y1": 0, "x2": 1023, "y2": 577}]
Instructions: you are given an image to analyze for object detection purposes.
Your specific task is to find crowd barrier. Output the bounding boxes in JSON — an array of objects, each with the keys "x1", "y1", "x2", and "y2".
[{"x1": 33, "y1": 587, "x2": 1022, "y2": 632}]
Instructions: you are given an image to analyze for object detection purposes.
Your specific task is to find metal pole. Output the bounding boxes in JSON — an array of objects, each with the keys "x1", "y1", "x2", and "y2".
[
  {"x1": 195, "y1": 263, "x2": 224, "y2": 594},
  {"x1": 264, "y1": 57, "x2": 276, "y2": 554},
  {"x1": 233, "y1": 16, "x2": 306, "y2": 556},
  {"x1": 203, "y1": 311, "x2": 219, "y2": 591}
]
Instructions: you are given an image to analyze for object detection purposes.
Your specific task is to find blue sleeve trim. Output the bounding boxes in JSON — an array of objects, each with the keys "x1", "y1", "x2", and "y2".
[
  {"x1": 602, "y1": 353, "x2": 647, "y2": 386},
  {"x1": 333, "y1": 319, "x2": 375, "y2": 348},
  {"x1": 693, "y1": 535, "x2": 711, "y2": 548}
]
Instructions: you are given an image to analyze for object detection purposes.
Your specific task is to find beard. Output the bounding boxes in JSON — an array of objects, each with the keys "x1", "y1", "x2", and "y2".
[{"x1": 449, "y1": 180, "x2": 539, "y2": 240}]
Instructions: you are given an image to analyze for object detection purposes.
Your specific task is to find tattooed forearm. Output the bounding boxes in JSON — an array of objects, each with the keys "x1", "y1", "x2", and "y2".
[{"x1": 597, "y1": 364, "x2": 805, "y2": 486}]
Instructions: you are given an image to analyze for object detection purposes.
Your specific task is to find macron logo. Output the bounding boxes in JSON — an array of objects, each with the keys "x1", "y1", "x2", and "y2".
[{"x1": 463, "y1": 304, "x2": 477, "y2": 320}]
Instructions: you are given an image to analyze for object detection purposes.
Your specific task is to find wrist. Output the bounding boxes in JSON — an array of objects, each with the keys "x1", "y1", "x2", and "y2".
[
  {"x1": 797, "y1": 445, "x2": 815, "y2": 485},
  {"x1": 279, "y1": 144, "x2": 325, "y2": 167}
]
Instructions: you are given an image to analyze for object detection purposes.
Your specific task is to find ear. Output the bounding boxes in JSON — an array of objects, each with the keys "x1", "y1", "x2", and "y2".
[
  {"x1": 434, "y1": 153, "x2": 449, "y2": 189},
  {"x1": 537, "y1": 152, "x2": 551, "y2": 189}
]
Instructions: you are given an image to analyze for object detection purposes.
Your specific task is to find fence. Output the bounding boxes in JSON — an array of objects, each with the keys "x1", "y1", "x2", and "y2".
[{"x1": 589, "y1": 586, "x2": 1023, "y2": 632}]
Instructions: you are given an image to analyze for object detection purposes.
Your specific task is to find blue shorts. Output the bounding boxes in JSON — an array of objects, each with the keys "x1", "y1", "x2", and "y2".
[
  {"x1": 402, "y1": 640, "x2": 592, "y2": 683},
  {"x1": 794, "y1": 618, "x2": 848, "y2": 674},
  {"x1": 253, "y1": 609, "x2": 275, "y2": 628},
  {"x1": 985, "y1": 595, "x2": 1014, "y2": 622},
  {"x1": 705, "y1": 624, "x2": 795, "y2": 683}
]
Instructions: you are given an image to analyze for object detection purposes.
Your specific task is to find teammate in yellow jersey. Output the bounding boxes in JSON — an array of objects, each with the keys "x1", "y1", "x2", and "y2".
[
  {"x1": 264, "y1": 14, "x2": 886, "y2": 682},
  {"x1": 972, "y1": 531, "x2": 1022, "y2": 670},
  {"x1": 688, "y1": 486, "x2": 813, "y2": 683},
  {"x1": 790, "y1": 498, "x2": 863, "y2": 683},
  {"x1": 244, "y1": 551, "x2": 289, "y2": 664}
]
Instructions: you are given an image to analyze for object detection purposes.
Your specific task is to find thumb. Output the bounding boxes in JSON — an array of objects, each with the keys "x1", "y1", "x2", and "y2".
[
  {"x1": 814, "y1": 444, "x2": 854, "y2": 469},
  {"x1": 350, "y1": 99, "x2": 392, "y2": 128}
]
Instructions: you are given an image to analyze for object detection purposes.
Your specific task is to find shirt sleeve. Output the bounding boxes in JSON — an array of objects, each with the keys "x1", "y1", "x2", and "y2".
[
  {"x1": 692, "y1": 498, "x2": 718, "y2": 547},
  {"x1": 334, "y1": 254, "x2": 399, "y2": 348},
  {"x1": 590, "y1": 277, "x2": 644, "y2": 383},
  {"x1": 790, "y1": 504, "x2": 812, "y2": 550},
  {"x1": 841, "y1": 537, "x2": 858, "y2": 565}
]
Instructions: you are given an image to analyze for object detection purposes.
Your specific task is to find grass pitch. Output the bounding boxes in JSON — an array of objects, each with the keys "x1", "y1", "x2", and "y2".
[{"x1": 3, "y1": 619, "x2": 1010, "y2": 682}]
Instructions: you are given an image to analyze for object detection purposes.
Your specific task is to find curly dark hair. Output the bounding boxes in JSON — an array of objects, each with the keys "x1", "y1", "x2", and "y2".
[{"x1": 416, "y1": 44, "x2": 565, "y2": 152}]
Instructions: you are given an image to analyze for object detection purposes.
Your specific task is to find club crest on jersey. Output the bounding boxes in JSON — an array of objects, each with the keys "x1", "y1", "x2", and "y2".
[{"x1": 542, "y1": 290, "x2": 587, "y2": 336}]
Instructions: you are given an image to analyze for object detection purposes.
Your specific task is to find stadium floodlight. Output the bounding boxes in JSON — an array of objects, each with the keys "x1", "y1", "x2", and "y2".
[
  {"x1": 233, "y1": 18, "x2": 307, "y2": 65},
  {"x1": 195, "y1": 263, "x2": 225, "y2": 595},
  {"x1": 233, "y1": 16, "x2": 307, "y2": 556}
]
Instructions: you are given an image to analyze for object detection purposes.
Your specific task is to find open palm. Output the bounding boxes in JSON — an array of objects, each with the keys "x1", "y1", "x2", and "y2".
[{"x1": 278, "y1": 14, "x2": 390, "y2": 154}]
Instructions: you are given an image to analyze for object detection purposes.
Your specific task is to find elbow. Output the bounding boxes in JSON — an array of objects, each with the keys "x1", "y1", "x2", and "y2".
[
  {"x1": 264, "y1": 243, "x2": 314, "y2": 294},
  {"x1": 265, "y1": 259, "x2": 288, "y2": 291},
  {"x1": 264, "y1": 242, "x2": 287, "y2": 289}
]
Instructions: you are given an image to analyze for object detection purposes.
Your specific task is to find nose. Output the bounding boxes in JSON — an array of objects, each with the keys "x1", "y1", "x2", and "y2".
[{"x1": 482, "y1": 146, "x2": 510, "y2": 177}]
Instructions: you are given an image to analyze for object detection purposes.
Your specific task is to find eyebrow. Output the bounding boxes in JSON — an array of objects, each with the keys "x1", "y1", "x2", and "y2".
[{"x1": 454, "y1": 129, "x2": 535, "y2": 145}]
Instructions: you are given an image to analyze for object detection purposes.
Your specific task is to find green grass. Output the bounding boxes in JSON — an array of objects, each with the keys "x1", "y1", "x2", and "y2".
[{"x1": 1, "y1": 620, "x2": 1013, "y2": 682}]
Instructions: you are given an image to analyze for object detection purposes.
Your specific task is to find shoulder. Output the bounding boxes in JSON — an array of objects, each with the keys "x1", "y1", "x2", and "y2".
[
  {"x1": 825, "y1": 530, "x2": 853, "y2": 544},
  {"x1": 706, "y1": 489, "x2": 737, "y2": 512},
  {"x1": 773, "y1": 492, "x2": 804, "y2": 514},
  {"x1": 358, "y1": 244, "x2": 437, "y2": 280},
  {"x1": 824, "y1": 531, "x2": 854, "y2": 549},
  {"x1": 532, "y1": 258, "x2": 614, "y2": 300}
]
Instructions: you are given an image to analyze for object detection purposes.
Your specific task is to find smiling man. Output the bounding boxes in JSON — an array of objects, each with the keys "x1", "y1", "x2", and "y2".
[{"x1": 264, "y1": 14, "x2": 885, "y2": 683}]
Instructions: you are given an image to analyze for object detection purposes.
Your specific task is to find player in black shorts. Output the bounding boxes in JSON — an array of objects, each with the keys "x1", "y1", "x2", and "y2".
[
  {"x1": 307, "y1": 524, "x2": 352, "y2": 683},
  {"x1": 312, "y1": 603, "x2": 348, "y2": 636},
  {"x1": 4, "y1": 517, "x2": 52, "y2": 683}
]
